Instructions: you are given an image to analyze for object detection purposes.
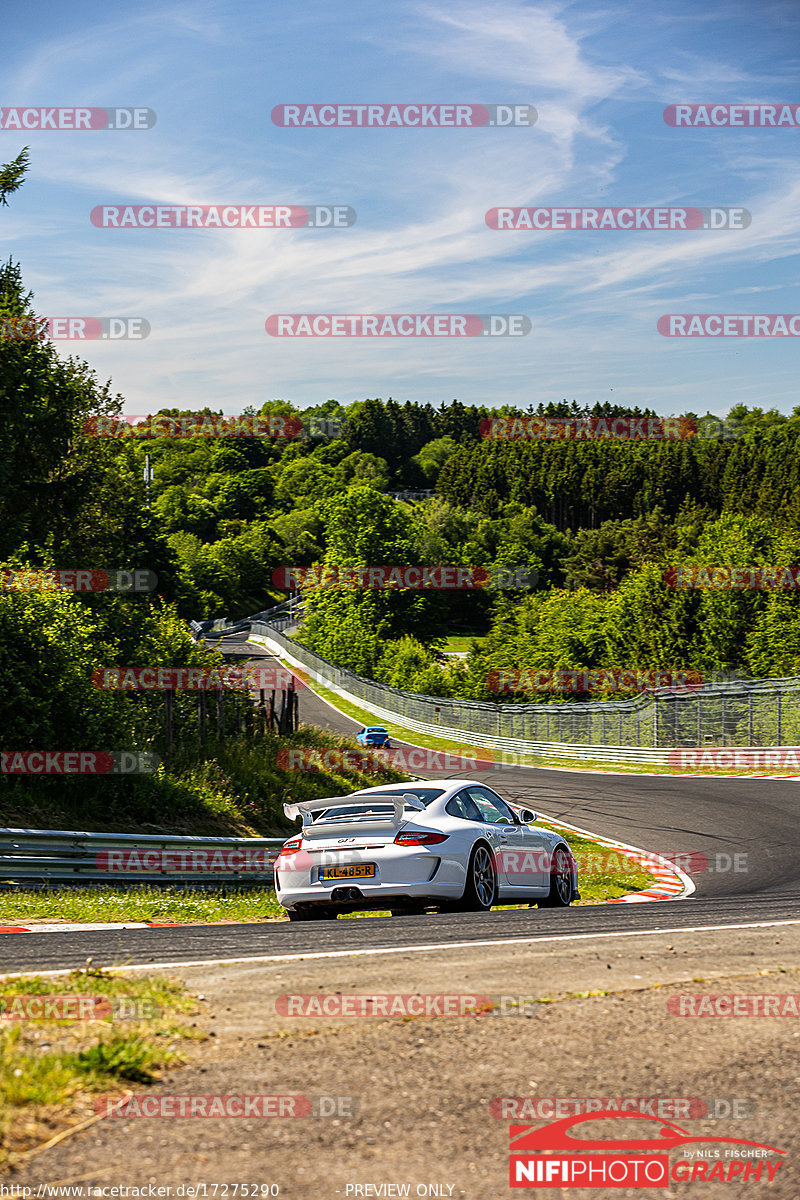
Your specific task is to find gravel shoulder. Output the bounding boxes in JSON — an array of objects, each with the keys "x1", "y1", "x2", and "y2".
[{"x1": 10, "y1": 922, "x2": 800, "y2": 1198}]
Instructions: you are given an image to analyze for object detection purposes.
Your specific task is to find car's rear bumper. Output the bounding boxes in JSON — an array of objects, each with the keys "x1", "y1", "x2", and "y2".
[
  {"x1": 276, "y1": 844, "x2": 465, "y2": 909},
  {"x1": 278, "y1": 879, "x2": 462, "y2": 912}
]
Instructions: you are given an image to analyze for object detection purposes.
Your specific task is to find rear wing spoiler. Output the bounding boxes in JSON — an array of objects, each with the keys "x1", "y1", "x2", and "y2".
[{"x1": 284, "y1": 793, "x2": 425, "y2": 829}]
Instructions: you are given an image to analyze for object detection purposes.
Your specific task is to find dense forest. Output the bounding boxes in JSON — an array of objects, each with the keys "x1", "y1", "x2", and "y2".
[
  {"x1": 5, "y1": 249, "x2": 800, "y2": 721},
  {"x1": 71, "y1": 393, "x2": 800, "y2": 699}
]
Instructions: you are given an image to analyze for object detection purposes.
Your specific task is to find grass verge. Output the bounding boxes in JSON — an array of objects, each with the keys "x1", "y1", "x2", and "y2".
[
  {"x1": 0, "y1": 727, "x2": 406, "y2": 838},
  {"x1": 441, "y1": 634, "x2": 488, "y2": 653},
  {"x1": 0, "y1": 824, "x2": 658, "y2": 925},
  {"x1": 0, "y1": 967, "x2": 199, "y2": 1170},
  {"x1": 0, "y1": 886, "x2": 285, "y2": 926}
]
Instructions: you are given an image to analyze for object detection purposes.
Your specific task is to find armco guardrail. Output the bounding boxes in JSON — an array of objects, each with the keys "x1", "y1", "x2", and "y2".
[
  {"x1": 190, "y1": 598, "x2": 305, "y2": 641},
  {"x1": 249, "y1": 621, "x2": 800, "y2": 764},
  {"x1": 0, "y1": 828, "x2": 284, "y2": 887}
]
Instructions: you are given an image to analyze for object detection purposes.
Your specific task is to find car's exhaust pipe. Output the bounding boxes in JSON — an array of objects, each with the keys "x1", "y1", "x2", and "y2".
[{"x1": 331, "y1": 886, "x2": 363, "y2": 903}]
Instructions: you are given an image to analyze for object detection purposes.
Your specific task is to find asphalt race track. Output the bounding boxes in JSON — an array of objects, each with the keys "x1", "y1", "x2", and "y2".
[{"x1": 3, "y1": 629, "x2": 800, "y2": 975}]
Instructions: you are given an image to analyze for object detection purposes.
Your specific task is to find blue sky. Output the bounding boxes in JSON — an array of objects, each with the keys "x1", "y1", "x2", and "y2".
[{"x1": 3, "y1": 0, "x2": 799, "y2": 416}]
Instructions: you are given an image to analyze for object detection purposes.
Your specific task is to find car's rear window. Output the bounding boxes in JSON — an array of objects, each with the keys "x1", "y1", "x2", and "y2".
[
  {"x1": 315, "y1": 804, "x2": 394, "y2": 821},
  {"x1": 311, "y1": 788, "x2": 445, "y2": 821},
  {"x1": 346, "y1": 788, "x2": 444, "y2": 806}
]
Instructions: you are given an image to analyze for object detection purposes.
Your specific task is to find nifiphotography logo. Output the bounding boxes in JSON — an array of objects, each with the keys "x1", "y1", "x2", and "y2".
[{"x1": 508, "y1": 1112, "x2": 785, "y2": 1188}]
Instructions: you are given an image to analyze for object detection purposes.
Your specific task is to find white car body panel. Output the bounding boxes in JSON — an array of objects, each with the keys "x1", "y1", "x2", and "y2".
[{"x1": 275, "y1": 778, "x2": 578, "y2": 914}]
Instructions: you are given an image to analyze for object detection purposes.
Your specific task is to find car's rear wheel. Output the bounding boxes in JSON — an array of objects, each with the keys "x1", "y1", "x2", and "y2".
[
  {"x1": 538, "y1": 844, "x2": 574, "y2": 907},
  {"x1": 456, "y1": 843, "x2": 497, "y2": 911}
]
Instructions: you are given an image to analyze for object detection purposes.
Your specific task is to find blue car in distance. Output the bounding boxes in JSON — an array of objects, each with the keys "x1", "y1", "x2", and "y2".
[{"x1": 356, "y1": 725, "x2": 392, "y2": 748}]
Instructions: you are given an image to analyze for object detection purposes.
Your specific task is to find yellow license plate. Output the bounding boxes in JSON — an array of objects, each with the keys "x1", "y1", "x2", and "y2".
[{"x1": 320, "y1": 864, "x2": 376, "y2": 881}]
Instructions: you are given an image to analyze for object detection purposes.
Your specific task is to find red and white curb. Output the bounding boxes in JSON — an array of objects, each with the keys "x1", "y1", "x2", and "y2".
[
  {"x1": 0, "y1": 921, "x2": 188, "y2": 935},
  {"x1": 538, "y1": 813, "x2": 694, "y2": 903}
]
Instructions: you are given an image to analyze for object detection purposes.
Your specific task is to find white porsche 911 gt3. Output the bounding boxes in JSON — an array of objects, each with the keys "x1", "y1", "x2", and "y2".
[{"x1": 275, "y1": 778, "x2": 579, "y2": 920}]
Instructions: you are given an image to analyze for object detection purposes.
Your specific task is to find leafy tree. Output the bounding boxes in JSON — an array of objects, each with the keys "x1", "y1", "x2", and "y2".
[
  {"x1": 340, "y1": 450, "x2": 389, "y2": 490},
  {"x1": 0, "y1": 147, "x2": 28, "y2": 206},
  {"x1": 299, "y1": 488, "x2": 421, "y2": 674},
  {"x1": 411, "y1": 435, "x2": 459, "y2": 484},
  {"x1": 273, "y1": 457, "x2": 343, "y2": 509}
]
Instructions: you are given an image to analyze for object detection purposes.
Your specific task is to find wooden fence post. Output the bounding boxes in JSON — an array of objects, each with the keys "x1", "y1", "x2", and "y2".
[{"x1": 198, "y1": 692, "x2": 206, "y2": 744}]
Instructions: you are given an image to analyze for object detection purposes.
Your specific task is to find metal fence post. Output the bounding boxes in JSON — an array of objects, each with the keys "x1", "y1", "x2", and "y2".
[
  {"x1": 777, "y1": 691, "x2": 782, "y2": 746},
  {"x1": 697, "y1": 694, "x2": 702, "y2": 747},
  {"x1": 748, "y1": 690, "x2": 753, "y2": 745}
]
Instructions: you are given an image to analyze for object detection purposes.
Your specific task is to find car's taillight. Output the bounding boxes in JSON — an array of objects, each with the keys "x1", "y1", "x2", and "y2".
[
  {"x1": 394, "y1": 831, "x2": 449, "y2": 846},
  {"x1": 279, "y1": 835, "x2": 303, "y2": 855}
]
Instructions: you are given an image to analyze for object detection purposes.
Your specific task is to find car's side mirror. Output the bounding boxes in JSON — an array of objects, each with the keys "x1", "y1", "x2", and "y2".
[{"x1": 519, "y1": 809, "x2": 537, "y2": 823}]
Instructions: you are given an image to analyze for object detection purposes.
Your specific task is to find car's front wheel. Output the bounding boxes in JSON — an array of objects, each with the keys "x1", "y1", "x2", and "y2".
[
  {"x1": 456, "y1": 843, "x2": 497, "y2": 911},
  {"x1": 538, "y1": 844, "x2": 574, "y2": 908}
]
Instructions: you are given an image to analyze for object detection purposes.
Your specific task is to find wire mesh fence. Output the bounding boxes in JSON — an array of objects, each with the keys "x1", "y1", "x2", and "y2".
[{"x1": 250, "y1": 621, "x2": 800, "y2": 750}]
